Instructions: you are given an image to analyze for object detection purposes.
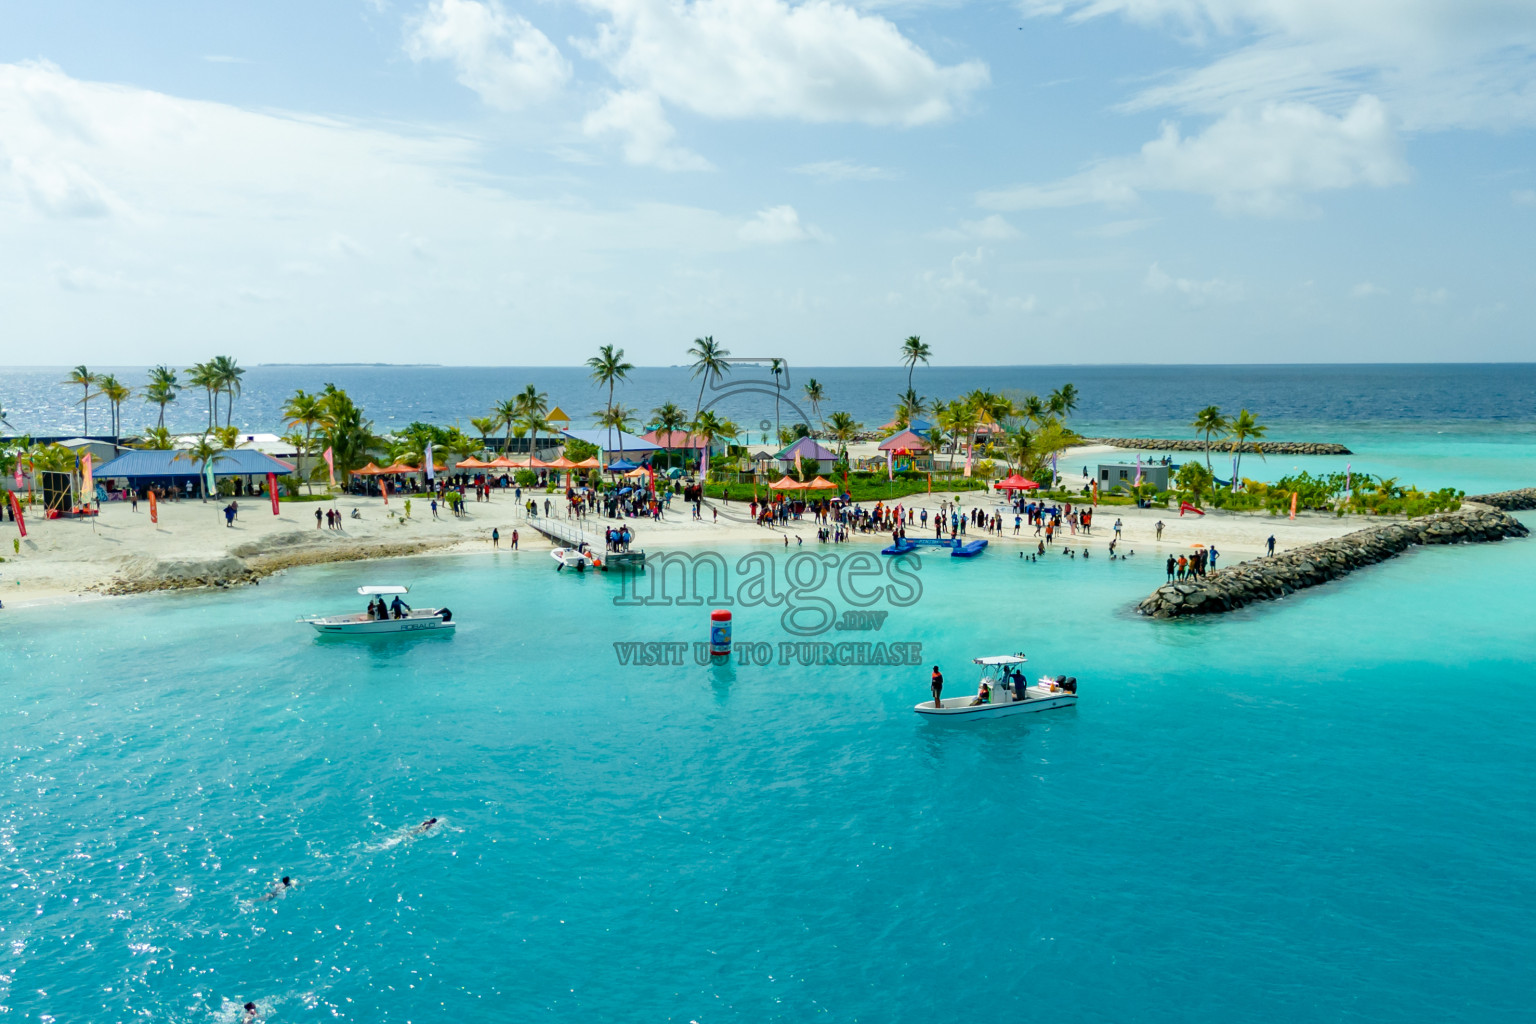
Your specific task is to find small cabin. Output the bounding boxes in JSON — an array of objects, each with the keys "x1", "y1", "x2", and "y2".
[{"x1": 1096, "y1": 462, "x2": 1170, "y2": 492}]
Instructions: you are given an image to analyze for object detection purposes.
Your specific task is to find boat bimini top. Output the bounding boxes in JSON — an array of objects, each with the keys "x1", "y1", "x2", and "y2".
[
  {"x1": 356, "y1": 585, "x2": 410, "y2": 596},
  {"x1": 973, "y1": 653, "x2": 1027, "y2": 666}
]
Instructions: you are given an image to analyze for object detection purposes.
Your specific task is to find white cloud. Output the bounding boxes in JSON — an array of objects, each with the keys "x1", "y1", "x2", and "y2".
[
  {"x1": 792, "y1": 159, "x2": 896, "y2": 182},
  {"x1": 928, "y1": 214, "x2": 1020, "y2": 241},
  {"x1": 582, "y1": 89, "x2": 712, "y2": 170},
  {"x1": 1514, "y1": 188, "x2": 1536, "y2": 206},
  {"x1": 406, "y1": 0, "x2": 570, "y2": 110},
  {"x1": 1024, "y1": 0, "x2": 1536, "y2": 133},
  {"x1": 1144, "y1": 261, "x2": 1243, "y2": 304},
  {"x1": 738, "y1": 204, "x2": 825, "y2": 243},
  {"x1": 921, "y1": 247, "x2": 1036, "y2": 315},
  {"x1": 1350, "y1": 281, "x2": 1387, "y2": 298},
  {"x1": 574, "y1": 0, "x2": 988, "y2": 132},
  {"x1": 1413, "y1": 286, "x2": 1449, "y2": 304},
  {"x1": 0, "y1": 60, "x2": 796, "y2": 362},
  {"x1": 980, "y1": 95, "x2": 1407, "y2": 215}
]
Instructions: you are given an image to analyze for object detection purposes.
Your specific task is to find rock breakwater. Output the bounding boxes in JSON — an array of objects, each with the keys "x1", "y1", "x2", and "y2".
[
  {"x1": 1137, "y1": 503, "x2": 1529, "y2": 619},
  {"x1": 1465, "y1": 488, "x2": 1536, "y2": 511},
  {"x1": 1084, "y1": 437, "x2": 1351, "y2": 456}
]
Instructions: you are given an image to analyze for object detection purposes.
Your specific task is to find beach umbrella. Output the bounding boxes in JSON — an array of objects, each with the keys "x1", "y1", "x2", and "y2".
[{"x1": 618, "y1": 487, "x2": 633, "y2": 495}]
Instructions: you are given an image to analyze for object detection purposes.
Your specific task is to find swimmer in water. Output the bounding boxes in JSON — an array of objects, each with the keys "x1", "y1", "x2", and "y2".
[
  {"x1": 244, "y1": 1001, "x2": 259, "y2": 1020},
  {"x1": 260, "y1": 876, "x2": 293, "y2": 901},
  {"x1": 414, "y1": 817, "x2": 439, "y2": 834}
]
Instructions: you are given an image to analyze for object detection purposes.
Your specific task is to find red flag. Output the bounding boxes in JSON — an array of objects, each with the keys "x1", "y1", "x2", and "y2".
[
  {"x1": 148, "y1": 490, "x2": 158, "y2": 524},
  {"x1": 1289, "y1": 491, "x2": 1298, "y2": 520},
  {"x1": 268, "y1": 473, "x2": 280, "y2": 515},
  {"x1": 8, "y1": 492, "x2": 24, "y2": 538},
  {"x1": 382, "y1": 480, "x2": 389, "y2": 505}
]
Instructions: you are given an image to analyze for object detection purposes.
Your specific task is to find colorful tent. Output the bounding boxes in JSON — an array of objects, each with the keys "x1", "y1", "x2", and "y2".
[
  {"x1": 547, "y1": 406, "x2": 571, "y2": 425},
  {"x1": 488, "y1": 456, "x2": 523, "y2": 468},
  {"x1": 456, "y1": 457, "x2": 493, "y2": 468},
  {"x1": 607, "y1": 458, "x2": 639, "y2": 472},
  {"x1": 351, "y1": 462, "x2": 386, "y2": 476},
  {"x1": 996, "y1": 474, "x2": 1040, "y2": 491},
  {"x1": 768, "y1": 475, "x2": 805, "y2": 490},
  {"x1": 805, "y1": 476, "x2": 837, "y2": 490},
  {"x1": 572, "y1": 456, "x2": 602, "y2": 469},
  {"x1": 544, "y1": 456, "x2": 577, "y2": 470}
]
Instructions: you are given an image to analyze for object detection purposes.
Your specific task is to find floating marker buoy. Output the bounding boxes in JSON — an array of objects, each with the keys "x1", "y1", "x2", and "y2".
[{"x1": 709, "y1": 609, "x2": 731, "y2": 658}]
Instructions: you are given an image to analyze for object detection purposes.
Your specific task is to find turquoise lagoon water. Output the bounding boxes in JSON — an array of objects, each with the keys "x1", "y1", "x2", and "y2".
[{"x1": 5, "y1": 517, "x2": 1536, "y2": 1023}]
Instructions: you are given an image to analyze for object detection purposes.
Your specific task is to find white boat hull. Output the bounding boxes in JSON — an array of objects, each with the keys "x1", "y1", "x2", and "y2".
[
  {"x1": 304, "y1": 611, "x2": 455, "y2": 635},
  {"x1": 914, "y1": 686, "x2": 1076, "y2": 718}
]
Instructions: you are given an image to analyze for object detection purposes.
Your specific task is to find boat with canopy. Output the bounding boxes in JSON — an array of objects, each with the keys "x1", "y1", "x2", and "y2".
[
  {"x1": 300, "y1": 585, "x2": 456, "y2": 635},
  {"x1": 914, "y1": 654, "x2": 1077, "y2": 718}
]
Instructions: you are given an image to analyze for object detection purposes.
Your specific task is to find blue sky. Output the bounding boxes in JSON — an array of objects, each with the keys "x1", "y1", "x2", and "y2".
[{"x1": 1, "y1": 0, "x2": 1532, "y2": 366}]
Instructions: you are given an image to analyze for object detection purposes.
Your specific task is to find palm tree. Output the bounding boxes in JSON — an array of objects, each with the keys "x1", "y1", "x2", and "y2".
[
  {"x1": 651, "y1": 401, "x2": 688, "y2": 437},
  {"x1": 64, "y1": 365, "x2": 98, "y2": 436},
  {"x1": 178, "y1": 432, "x2": 226, "y2": 501},
  {"x1": 1191, "y1": 405, "x2": 1229, "y2": 476},
  {"x1": 513, "y1": 385, "x2": 549, "y2": 461},
  {"x1": 144, "y1": 365, "x2": 180, "y2": 429},
  {"x1": 209, "y1": 356, "x2": 245, "y2": 427},
  {"x1": 470, "y1": 416, "x2": 498, "y2": 455},
  {"x1": 690, "y1": 410, "x2": 727, "y2": 482},
  {"x1": 803, "y1": 378, "x2": 826, "y2": 433},
  {"x1": 136, "y1": 426, "x2": 174, "y2": 450},
  {"x1": 900, "y1": 336, "x2": 931, "y2": 392},
  {"x1": 1019, "y1": 393, "x2": 1046, "y2": 426},
  {"x1": 494, "y1": 397, "x2": 521, "y2": 457},
  {"x1": 1000, "y1": 425, "x2": 1033, "y2": 474},
  {"x1": 185, "y1": 361, "x2": 218, "y2": 431},
  {"x1": 932, "y1": 400, "x2": 963, "y2": 471},
  {"x1": 97, "y1": 374, "x2": 131, "y2": 445},
  {"x1": 825, "y1": 411, "x2": 861, "y2": 462},
  {"x1": 520, "y1": 411, "x2": 552, "y2": 466},
  {"x1": 283, "y1": 389, "x2": 324, "y2": 494},
  {"x1": 892, "y1": 388, "x2": 926, "y2": 430},
  {"x1": 0, "y1": 400, "x2": 12, "y2": 430},
  {"x1": 1029, "y1": 421, "x2": 1073, "y2": 486},
  {"x1": 687, "y1": 336, "x2": 731, "y2": 422},
  {"x1": 587, "y1": 345, "x2": 633, "y2": 463},
  {"x1": 1047, "y1": 383, "x2": 1079, "y2": 420},
  {"x1": 1227, "y1": 409, "x2": 1267, "y2": 482},
  {"x1": 317, "y1": 384, "x2": 377, "y2": 483}
]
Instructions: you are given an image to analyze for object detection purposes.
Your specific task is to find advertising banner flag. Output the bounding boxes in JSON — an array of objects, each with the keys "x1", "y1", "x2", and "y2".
[
  {"x1": 8, "y1": 491, "x2": 24, "y2": 538},
  {"x1": 148, "y1": 489, "x2": 158, "y2": 524},
  {"x1": 268, "y1": 473, "x2": 280, "y2": 515},
  {"x1": 323, "y1": 446, "x2": 336, "y2": 487}
]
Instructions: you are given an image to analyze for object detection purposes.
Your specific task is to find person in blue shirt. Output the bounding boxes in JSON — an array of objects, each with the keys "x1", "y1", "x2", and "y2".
[{"x1": 390, "y1": 595, "x2": 411, "y2": 619}]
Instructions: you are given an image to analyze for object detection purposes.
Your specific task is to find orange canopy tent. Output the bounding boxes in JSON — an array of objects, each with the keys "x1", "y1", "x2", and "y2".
[
  {"x1": 456, "y1": 457, "x2": 493, "y2": 468},
  {"x1": 625, "y1": 466, "x2": 649, "y2": 478},
  {"x1": 380, "y1": 462, "x2": 418, "y2": 474},
  {"x1": 573, "y1": 457, "x2": 602, "y2": 470},
  {"x1": 805, "y1": 475, "x2": 837, "y2": 490},
  {"x1": 768, "y1": 475, "x2": 805, "y2": 490},
  {"x1": 527, "y1": 457, "x2": 552, "y2": 469},
  {"x1": 488, "y1": 456, "x2": 523, "y2": 468},
  {"x1": 544, "y1": 456, "x2": 577, "y2": 470},
  {"x1": 352, "y1": 462, "x2": 386, "y2": 476}
]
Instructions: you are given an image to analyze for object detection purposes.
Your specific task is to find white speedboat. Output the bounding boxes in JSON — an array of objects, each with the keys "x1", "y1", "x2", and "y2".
[
  {"x1": 301, "y1": 585, "x2": 456, "y2": 635},
  {"x1": 914, "y1": 654, "x2": 1077, "y2": 718},
  {"x1": 551, "y1": 546, "x2": 601, "y2": 571}
]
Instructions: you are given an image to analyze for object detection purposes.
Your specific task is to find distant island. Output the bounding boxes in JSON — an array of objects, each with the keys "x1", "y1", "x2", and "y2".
[{"x1": 255, "y1": 363, "x2": 443, "y2": 368}]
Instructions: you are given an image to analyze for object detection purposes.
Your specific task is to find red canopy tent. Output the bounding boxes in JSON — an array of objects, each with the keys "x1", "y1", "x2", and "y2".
[{"x1": 996, "y1": 474, "x2": 1040, "y2": 491}]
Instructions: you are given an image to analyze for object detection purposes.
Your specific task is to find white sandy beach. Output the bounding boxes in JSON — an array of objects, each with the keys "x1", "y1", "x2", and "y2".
[{"x1": 0, "y1": 445, "x2": 1379, "y2": 610}]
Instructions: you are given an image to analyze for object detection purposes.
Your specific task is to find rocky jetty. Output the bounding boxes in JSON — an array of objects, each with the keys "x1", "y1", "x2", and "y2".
[
  {"x1": 1137, "y1": 504, "x2": 1529, "y2": 619},
  {"x1": 1465, "y1": 488, "x2": 1536, "y2": 511},
  {"x1": 1084, "y1": 437, "x2": 1352, "y2": 456}
]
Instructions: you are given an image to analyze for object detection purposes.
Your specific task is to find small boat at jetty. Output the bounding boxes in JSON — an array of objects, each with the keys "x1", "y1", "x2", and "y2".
[
  {"x1": 552, "y1": 546, "x2": 602, "y2": 571},
  {"x1": 301, "y1": 585, "x2": 455, "y2": 635},
  {"x1": 915, "y1": 654, "x2": 1077, "y2": 718},
  {"x1": 881, "y1": 537, "x2": 988, "y2": 558}
]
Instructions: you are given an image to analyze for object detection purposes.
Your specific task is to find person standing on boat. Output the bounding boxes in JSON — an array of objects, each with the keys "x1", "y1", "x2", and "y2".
[
  {"x1": 390, "y1": 594, "x2": 411, "y2": 619},
  {"x1": 930, "y1": 666, "x2": 944, "y2": 708}
]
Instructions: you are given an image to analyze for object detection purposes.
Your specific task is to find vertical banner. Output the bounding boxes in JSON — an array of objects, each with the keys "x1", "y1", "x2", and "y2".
[
  {"x1": 81, "y1": 454, "x2": 94, "y2": 505},
  {"x1": 148, "y1": 489, "x2": 158, "y2": 524},
  {"x1": 13, "y1": 459, "x2": 22, "y2": 488},
  {"x1": 204, "y1": 458, "x2": 216, "y2": 498},
  {"x1": 1231, "y1": 455, "x2": 1239, "y2": 493},
  {"x1": 1134, "y1": 454, "x2": 1142, "y2": 487},
  {"x1": 382, "y1": 480, "x2": 389, "y2": 505},
  {"x1": 1289, "y1": 491, "x2": 1298, "y2": 520},
  {"x1": 8, "y1": 491, "x2": 25, "y2": 538},
  {"x1": 1092, "y1": 479, "x2": 1099, "y2": 506},
  {"x1": 425, "y1": 443, "x2": 435, "y2": 483},
  {"x1": 323, "y1": 446, "x2": 336, "y2": 487},
  {"x1": 268, "y1": 473, "x2": 280, "y2": 515},
  {"x1": 1346, "y1": 463, "x2": 1352, "y2": 498}
]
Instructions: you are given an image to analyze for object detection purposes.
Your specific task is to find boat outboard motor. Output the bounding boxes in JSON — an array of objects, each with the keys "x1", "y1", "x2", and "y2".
[
  {"x1": 438, "y1": 608, "x2": 453, "y2": 623},
  {"x1": 1064, "y1": 677, "x2": 1077, "y2": 693}
]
